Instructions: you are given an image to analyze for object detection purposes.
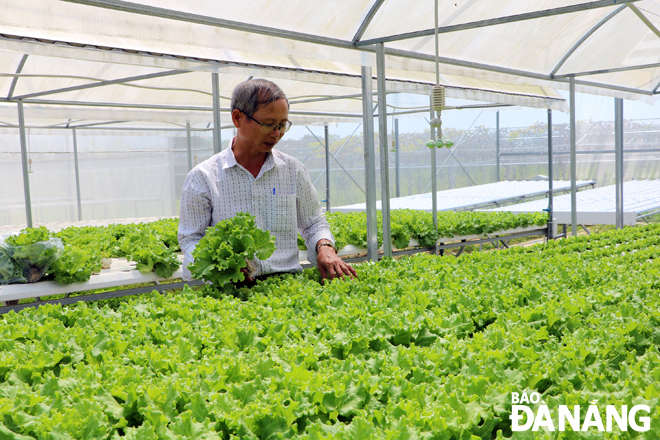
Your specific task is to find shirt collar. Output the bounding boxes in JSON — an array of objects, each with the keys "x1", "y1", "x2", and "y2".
[
  {"x1": 224, "y1": 137, "x2": 285, "y2": 176},
  {"x1": 222, "y1": 142, "x2": 238, "y2": 170}
]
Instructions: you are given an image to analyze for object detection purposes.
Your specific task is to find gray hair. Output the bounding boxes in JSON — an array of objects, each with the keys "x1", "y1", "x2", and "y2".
[{"x1": 231, "y1": 79, "x2": 288, "y2": 115}]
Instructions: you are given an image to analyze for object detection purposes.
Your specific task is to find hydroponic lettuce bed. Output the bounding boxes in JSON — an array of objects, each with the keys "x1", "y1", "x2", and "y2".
[
  {"x1": 1, "y1": 224, "x2": 659, "y2": 439},
  {"x1": 1, "y1": 211, "x2": 546, "y2": 296},
  {"x1": 0, "y1": 256, "x2": 185, "y2": 305},
  {"x1": 321, "y1": 211, "x2": 547, "y2": 251}
]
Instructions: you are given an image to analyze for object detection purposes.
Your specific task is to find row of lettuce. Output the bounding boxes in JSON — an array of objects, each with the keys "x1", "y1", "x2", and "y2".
[
  {"x1": 0, "y1": 223, "x2": 658, "y2": 439},
  {"x1": 0, "y1": 210, "x2": 546, "y2": 286},
  {"x1": 318, "y1": 210, "x2": 546, "y2": 250},
  {"x1": 0, "y1": 220, "x2": 181, "y2": 286}
]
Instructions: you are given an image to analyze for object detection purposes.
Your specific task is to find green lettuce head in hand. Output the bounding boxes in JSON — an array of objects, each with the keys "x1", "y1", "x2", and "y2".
[{"x1": 188, "y1": 212, "x2": 276, "y2": 285}]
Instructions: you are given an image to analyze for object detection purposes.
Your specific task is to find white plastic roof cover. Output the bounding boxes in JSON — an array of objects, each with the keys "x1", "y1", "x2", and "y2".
[
  {"x1": 1, "y1": 0, "x2": 660, "y2": 126},
  {"x1": 4, "y1": 0, "x2": 625, "y2": 126},
  {"x1": 0, "y1": 43, "x2": 566, "y2": 126}
]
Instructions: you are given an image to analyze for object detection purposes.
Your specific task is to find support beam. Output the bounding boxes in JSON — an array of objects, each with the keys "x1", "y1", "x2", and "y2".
[
  {"x1": 361, "y1": 66, "x2": 378, "y2": 262},
  {"x1": 62, "y1": 0, "x2": 350, "y2": 48},
  {"x1": 289, "y1": 93, "x2": 364, "y2": 105},
  {"x1": 212, "y1": 72, "x2": 222, "y2": 154},
  {"x1": 310, "y1": 124, "x2": 365, "y2": 194},
  {"x1": 547, "y1": 109, "x2": 554, "y2": 239},
  {"x1": 355, "y1": 0, "x2": 635, "y2": 46},
  {"x1": 10, "y1": 98, "x2": 216, "y2": 112},
  {"x1": 499, "y1": 148, "x2": 660, "y2": 156},
  {"x1": 430, "y1": 98, "x2": 438, "y2": 256},
  {"x1": 352, "y1": 0, "x2": 387, "y2": 43},
  {"x1": 627, "y1": 3, "x2": 660, "y2": 39},
  {"x1": 305, "y1": 125, "x2": 367, "y2": 195},
  {"x1": 388, "y1": 103, "x2": 514, "y2": 117},
  {"x1": 66, "y1": 120, "x2": 127, "y2": 129},
  {"x1": 186, "y1": 122, "x2": 193, "y2": 171},
  {"x1": 431, "y1": 0, "x2": 439, "y2": 255},
  {"x1": 1, "y1": 98, "x2": 365, "y2": 119},
  {"x1": 566, "y1": 78, "x2": 652, "y2": 96},
  {"x1": 376, "y1": 43, "x2": 392, "y2": 257},
  {"x1": 17, "y1": 100, "x2": 33, "y2": 228},
  {"x1": 614, "y1": 97, "x2": 624, "y2": 229},
  {"x1": 12, "y1": 69, "x2": 188, "y2": 101},
  {"x1": 324, "y1": 125, "x2": 331, "y2": 213},
  {"x1": 7, "y1": 54, "x2": 28, "y2": 100},
  {"x1": 496, "y1": 111, "x2": 501, "y2": 181},
  {"x1": 72, "y1": 127, "x2": 83, "y2": 221},
  {"x1": 550, "y1": 5, "x2": 626, "y2": 77},
  {"x1": 553, "y1": 61, "x2": 660, "y2": 79},
  {"x1": 395, "y1": 118, "x2": 400, "y2": 198},
  {"x1": 569, "y1": 77, "x2": 578, "y2": 236},
  {"x1": 383, "y1": 47, "x2": 653, "y2": 96}
]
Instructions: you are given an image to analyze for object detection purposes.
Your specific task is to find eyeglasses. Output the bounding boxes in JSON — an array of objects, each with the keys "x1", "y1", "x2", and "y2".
[{"x1": 242, "y1": 111, "x2": 292, "y2": 134}]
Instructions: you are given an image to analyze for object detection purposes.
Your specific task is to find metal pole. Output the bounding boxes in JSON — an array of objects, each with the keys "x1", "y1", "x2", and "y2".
[
  {"x1": 615, "y1": 97, "x2": 624, "y2": 229},
  {"x1": 17, "y1": 100, "x2": 33, "y2": 228},
  {"x1": 361, "y1": 66, "x2": 378, "y2": 262},
  {"x1": 376, "y1": 43, "x2": 392, "y2": 257},
  {"x1": 430, "y1": 98, "x2": 438, "y2": 255},
  {"x1": 569, "y1": 77, "x2": 577, "y2": 236},
  {"x1": 212, "y1": 72, "x2": 222, "y2": 154},
  {"x1": 547, "y1": 109, "x2": 553, "y2": 239},
  {"x1": 168, "y1": 136, "x2": 177, "y2": 216},
  {"x1": 496, "y1": 110, "x2": 501, "y2": 181},
  {"x1": 186, "y1": 122, "x2": 193, "y2": 171},
  {"x1": 395, "y1": 118, "x2": 400, "y2": 198},
  {"x1": 72, "y1": 127, "x2": 83, "y2": 221},
  {"x1": 432, "y1": 0, "x2": 438, "y2": 255},
  {"x1": 324, "y1": 124, "x2": 331, "y2": 213}
]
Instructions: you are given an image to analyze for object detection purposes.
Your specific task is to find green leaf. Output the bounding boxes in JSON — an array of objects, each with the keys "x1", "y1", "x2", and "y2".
[
  {"x1": 342, "y1": 417, "x2": 376, "y2": 440},
  {"x1": 189, "y1": 213, "x2": 275, "y2": 285},
  {"x1": 0, "y1": 423, "x2": 35, "y2": 440},
  {"x1": 5, "y1": 226, "x2": 51, "y2": 247},
  {"x1": 414, "y1": 327, "x2": 438, "y2": 347},
  {"x1": 49, "y1": 246, "x2": 95, "y2": 285}
]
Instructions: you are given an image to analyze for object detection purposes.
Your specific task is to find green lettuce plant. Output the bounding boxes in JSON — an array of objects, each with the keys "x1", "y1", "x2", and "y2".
[
  {"x1": 4, "y1": 227, "x2": 63, "y2": 283},
  {"x1": 120, "y1": 230, "x2": 180, "y2": 278},
  {"x1": 48, "y1": 246, "x2": 102, "y2": 285},
  {"x1": 189, "y1": 212, "x2": 276, "y2": 285},
  {"x1": 0, "y1": 247, "x2": 24, "y2": 284}
]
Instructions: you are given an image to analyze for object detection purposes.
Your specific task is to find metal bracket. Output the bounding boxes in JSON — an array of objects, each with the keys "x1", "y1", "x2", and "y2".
[{"x1": 0, "y1": 279, "x2": 204, "y2": 315}]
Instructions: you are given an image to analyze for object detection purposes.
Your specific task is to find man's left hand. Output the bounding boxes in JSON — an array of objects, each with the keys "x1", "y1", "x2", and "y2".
[{"x1": 316, "y1": 241, "x2": 357, "y2": 281}]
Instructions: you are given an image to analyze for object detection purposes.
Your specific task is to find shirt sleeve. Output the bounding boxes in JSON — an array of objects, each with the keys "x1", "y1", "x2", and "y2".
[
  {"x1": 294, "y1": 160, "x2": 334, "y2": 265},
  {"x1": 177, "y1": 168, "x2": 213, "y2": 280}
]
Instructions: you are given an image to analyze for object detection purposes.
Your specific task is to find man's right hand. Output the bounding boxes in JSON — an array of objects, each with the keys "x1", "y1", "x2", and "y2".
[{"x1": 240, "y1": 267, "x2": 254, "y2": 283}]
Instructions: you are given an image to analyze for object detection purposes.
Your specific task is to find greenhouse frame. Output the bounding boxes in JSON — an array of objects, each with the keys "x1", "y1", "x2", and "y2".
[{"x1": 2, "y1": 2, "x2": 660, "y2": 438}]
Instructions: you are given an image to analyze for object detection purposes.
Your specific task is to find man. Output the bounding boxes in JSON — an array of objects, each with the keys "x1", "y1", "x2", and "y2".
[{"x1": 178, "y1": 78, "x2": 356, "y2": 283}]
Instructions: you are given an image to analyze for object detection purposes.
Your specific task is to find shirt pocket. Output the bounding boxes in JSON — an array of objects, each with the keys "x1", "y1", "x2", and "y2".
[{"x1": 269, "y1": 194, "x2": 297, "y2": 236}]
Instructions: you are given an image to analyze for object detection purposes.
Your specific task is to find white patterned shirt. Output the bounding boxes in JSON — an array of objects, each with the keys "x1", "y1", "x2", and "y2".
[{"x1": 178, "y1": 141, "x2": 334, "y2": 281}]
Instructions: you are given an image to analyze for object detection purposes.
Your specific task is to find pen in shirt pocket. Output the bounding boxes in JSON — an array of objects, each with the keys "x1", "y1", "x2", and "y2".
[{"x1": 273, "y1": 187, "x2": 276, "y2": 195}]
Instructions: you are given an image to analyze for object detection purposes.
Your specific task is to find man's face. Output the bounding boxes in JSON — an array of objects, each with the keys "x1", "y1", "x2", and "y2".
[{"x1": 238, "y1": 98, "x2": 289, "y2": 154}]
